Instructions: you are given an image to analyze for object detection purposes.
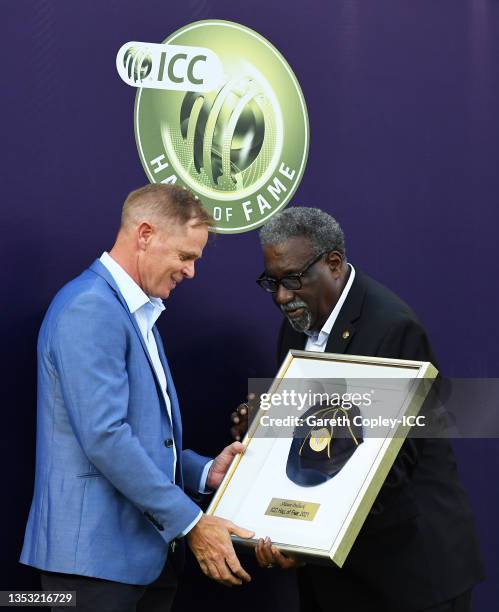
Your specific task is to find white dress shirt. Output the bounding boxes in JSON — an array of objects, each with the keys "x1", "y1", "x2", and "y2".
[
  {"x1": 305, "y1": 264, "x2": 356, "y2": 353},
  {"x1": 100, "y1": 252, "x2": 209, "y2": 535}
]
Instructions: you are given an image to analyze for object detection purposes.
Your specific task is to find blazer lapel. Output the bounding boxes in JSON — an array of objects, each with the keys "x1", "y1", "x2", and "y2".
[
  {"x1": 89, "y1": 260, "x2": 183, "y2": 483},
  {"x1": 152, "y1": 326, "x2": 182, "y2": 446},
  {"x1": 324, "y1": 269, "x2": 366, "y2": 354},
  {"x1": 88, "y1": 260, "x2": 170, "y2": 406}
]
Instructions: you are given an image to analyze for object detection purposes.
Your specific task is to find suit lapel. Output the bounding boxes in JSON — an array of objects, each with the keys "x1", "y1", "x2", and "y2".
[
  {"x1": 152, "y1": 327, "x2": 184, "y2": 485},
  {"x1": 324, "y1": 269, "x2": 366, "y2": 354},
  {"x1": 88, "y1": 260, "x2": 172, "y2": 413},
  {"x1": 153, "y1": 326, "x2": 182, "y2": 447}
]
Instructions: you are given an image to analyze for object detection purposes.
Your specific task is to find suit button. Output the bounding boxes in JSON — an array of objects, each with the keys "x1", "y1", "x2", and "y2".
[{"x1": 164, "y1": 438, "x2": 174, "y2": 448}]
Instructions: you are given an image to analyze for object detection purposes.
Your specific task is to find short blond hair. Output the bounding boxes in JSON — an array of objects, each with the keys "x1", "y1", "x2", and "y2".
[{"x1": 121, "y1": 183, "x2": 213, "y2": 230}]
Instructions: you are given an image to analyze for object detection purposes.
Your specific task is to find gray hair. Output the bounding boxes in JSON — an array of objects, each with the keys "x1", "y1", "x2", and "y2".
[{"x1": 259, "y1": 207, "x2": 346, "y2": 258}]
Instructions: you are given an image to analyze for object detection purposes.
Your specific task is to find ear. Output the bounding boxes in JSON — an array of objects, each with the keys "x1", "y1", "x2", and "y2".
[
  {"x1": 325, "y1": 251, "x2": 343, "y2": 277},
  {"x1": 137, "y1": 222, "x2": 154, "y2": 251}
]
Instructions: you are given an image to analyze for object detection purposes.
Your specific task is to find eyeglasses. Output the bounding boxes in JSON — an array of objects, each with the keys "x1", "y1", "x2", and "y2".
[{"x1": 256, "y1": 251, "x2": 329, "y2": 293}]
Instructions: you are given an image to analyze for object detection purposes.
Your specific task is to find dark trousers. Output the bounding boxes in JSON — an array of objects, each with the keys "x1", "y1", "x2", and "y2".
[
  {"x1": 297, "y1": 566, "x2": 472, "y2": 612},
  {"x1": 424, "y1": 592, "x2": 472, "y2": 612},
  {"x1": 40, "y1": 543, "x2": 183, "y2": 612}
]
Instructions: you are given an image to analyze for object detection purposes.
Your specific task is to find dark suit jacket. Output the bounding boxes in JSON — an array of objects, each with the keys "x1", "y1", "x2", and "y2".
[{"x1": 278, "y1": 269, "x2": 484, "y2": 610}]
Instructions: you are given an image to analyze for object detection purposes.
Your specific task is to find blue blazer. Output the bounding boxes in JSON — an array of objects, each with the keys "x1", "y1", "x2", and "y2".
[{"x1": 20, "y1": 260, "x2": 210, "y2": 585}]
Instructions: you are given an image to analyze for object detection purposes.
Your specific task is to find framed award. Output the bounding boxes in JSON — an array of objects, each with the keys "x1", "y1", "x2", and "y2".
[{"x1": 207, "y1": 350, "x2": 438, "y2": 566}]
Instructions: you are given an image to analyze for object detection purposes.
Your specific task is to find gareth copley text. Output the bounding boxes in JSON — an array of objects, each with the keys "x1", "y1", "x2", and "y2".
[{"x1": 260, "y1": 414, "x2": 426, "y2": 429}]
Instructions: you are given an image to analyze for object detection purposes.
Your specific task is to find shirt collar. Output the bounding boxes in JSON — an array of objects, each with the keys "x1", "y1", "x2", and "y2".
[
  {"x1": 99, "y1": 252, "x2": 165, "y2": 317},
  {"x1": 306, "y1": 263, "x2": 356, "y2": 345}
]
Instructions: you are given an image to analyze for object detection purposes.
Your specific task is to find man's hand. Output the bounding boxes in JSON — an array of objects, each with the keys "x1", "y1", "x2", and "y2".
[
  {"x1": 230, "y1": 393, "x2": 256, "y2": 441},
  {"x1": 207, "y1": 441, "x2": 245, "y2": 490},
  {"x1": 187, "y1": 515, "x2": 254, "y2": 586},
  {"x1": 255, "y1": 537, "x2": 302, "y2": 569}
]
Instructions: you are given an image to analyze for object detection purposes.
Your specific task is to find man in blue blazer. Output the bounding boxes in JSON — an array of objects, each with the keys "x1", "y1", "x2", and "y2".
[{"x1": 20, "y1": 184, "x2": 253, "y2": 611}]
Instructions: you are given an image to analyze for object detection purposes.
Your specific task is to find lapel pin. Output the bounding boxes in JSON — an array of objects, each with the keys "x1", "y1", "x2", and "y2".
[{"x1": 342, "y1": 330, "x2": 350, "y2": 340}]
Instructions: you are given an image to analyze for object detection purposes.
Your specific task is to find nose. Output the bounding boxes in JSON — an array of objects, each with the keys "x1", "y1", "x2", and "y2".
[
  {"x1": 182, "y1": 261, "x2": 195, "y2": 279},
  {"x1": 274, "y1": 284, "x2": 294, "y2": 306}
]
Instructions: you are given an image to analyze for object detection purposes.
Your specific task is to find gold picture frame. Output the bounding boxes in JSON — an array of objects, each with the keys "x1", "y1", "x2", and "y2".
[{"x1": 207, "y1": 350, "x2": 438, "y2": 566}]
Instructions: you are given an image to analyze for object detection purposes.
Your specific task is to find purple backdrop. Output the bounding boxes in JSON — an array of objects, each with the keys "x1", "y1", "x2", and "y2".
[{"x1": 3, "y1": 1, "x2": 498, "y2": 609}]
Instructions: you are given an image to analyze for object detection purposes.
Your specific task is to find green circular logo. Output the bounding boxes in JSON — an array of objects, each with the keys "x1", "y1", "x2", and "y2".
[{"x1": 134, "y1": 20, "x2": 309, "y2": 234}]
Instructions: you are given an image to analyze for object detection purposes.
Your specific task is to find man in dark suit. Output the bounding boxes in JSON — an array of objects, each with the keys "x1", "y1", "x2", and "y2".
[{"x1": 243, "y1": 207, "x2": 483, "y2": 611}]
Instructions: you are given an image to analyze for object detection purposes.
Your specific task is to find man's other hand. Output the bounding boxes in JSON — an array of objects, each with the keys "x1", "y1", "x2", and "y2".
[
  {"x1": 206, "y1": 441, "x2": 245, "y2": 490},
  {"x1": 187, "y1": 515, "x2": 254, "y2": 586},
  {"x1": 255, "y1": 537, "x2": 302, "y2": 569},
  {"x1": 230, "y1": 393, "x2": 256, "y2": 441}
]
